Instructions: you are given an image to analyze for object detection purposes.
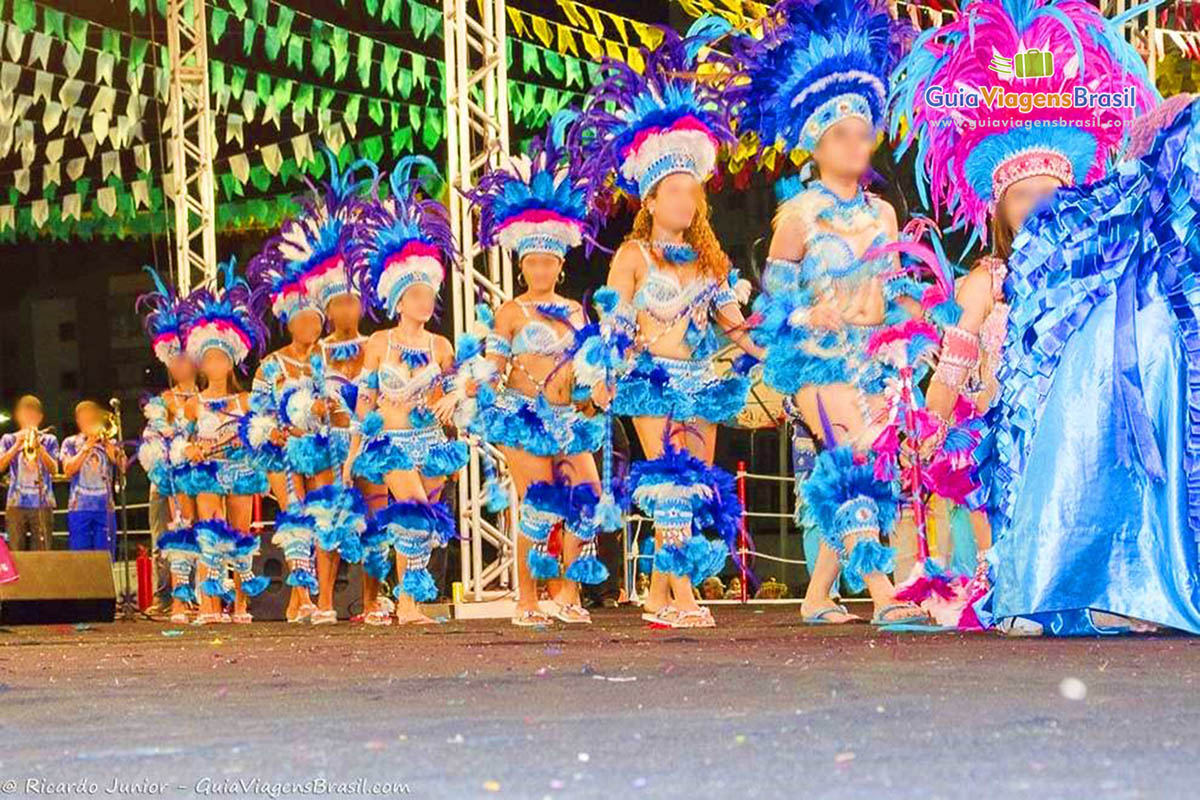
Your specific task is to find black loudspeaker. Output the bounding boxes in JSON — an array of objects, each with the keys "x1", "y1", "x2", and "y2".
[
  {"x1": 0, "y1": 551, "x2": 117, "y2": 625},
  {"x1": 247, "y1": 536, "x2": 365, "y2": 621}
]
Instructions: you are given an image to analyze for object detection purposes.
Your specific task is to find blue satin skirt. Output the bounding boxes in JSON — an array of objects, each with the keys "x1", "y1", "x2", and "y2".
[{"x1": 992, "y1": 284, "x2": 1200, "y2": 633}]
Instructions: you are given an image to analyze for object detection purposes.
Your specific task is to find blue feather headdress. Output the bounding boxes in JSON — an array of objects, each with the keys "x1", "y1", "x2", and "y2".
[
  {"x1": 137, "y1": 266, "x2": 187, "y2": 366},
  {"x1": 249, "y1": 150, "x2": 376, "y2": 322},
  {"x1": 572, "y1": 25, "x2": 736, "y2": 203},
  {"x1": 348, "y1": 156, "x2": 457, "y2": 320},
  {"x1": 730, "y1": 0, "x2": 910, "y2": 154},
  {"x1": 468, "y1": 111, "x2": 594, "y2": 260},
  {"x1": 181, "y1": 257, "x2": 267, "y2": 367}
]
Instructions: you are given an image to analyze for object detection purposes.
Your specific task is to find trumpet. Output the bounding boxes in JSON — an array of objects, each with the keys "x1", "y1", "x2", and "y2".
[
  {"x1": 21, "y1": 426, "x2": 53, "y2": 460},
  {"x1": 96, "y1": 411, "x2": 121, "y2": 441}
]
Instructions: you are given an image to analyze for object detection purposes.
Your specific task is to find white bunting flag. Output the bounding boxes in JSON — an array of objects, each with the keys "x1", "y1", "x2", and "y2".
[
  {"x1": 67, "y1": 156, "x2": 86, "y2": 181},
  {"x1": 260, "y1": 143, "x2": 283, "y2": 176},
  {"x1": 97, "y1": 187, "x2": 117, "y2": 217},
  {"x1": 61, "y1": 193, "x2": 82, "y2": 221},
  {"x1": 31, "y1": 199, "x2": 49, "y2": 228},
  {"x1": 131, "y1": 180, "x2": 149, "y2": 210}
]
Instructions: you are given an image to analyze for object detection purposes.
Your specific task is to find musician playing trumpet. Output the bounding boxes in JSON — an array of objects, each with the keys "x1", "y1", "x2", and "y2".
[
  {"x1": 0, "y1": 395, "x2": 59, "y2": 551},
  {"x1": 61, "y1": 400, "x2": 127, "y2": 554}
]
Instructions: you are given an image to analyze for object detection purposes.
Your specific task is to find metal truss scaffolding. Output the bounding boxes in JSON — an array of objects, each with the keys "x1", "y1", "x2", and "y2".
[
  {"x1": 443, "y1": 0, "x2": 517, "y2": 615},
  {"x1": 165, "y1": 0, "x2": 218, "y2": 293}
]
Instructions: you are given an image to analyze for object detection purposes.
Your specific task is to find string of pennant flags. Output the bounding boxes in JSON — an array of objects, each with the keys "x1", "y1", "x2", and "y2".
[
  {"x1": 0, "y1": 0, "x2": 595, "y2": 240},
  {"x1": 3, "y1": 0, "x2": 1199, "y2": 242}
]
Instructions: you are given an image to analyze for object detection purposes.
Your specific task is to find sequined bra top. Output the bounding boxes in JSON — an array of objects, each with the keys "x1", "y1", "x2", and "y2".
[
  {"x1": 378, "y1": 331, "x2": 441, "y2": 405},
  {"x1": 195, "y1": 394, "x2": 242, "y2": 451},
  {"x1": 628, "y1": 241, "x2": 738, "y2": 359},
  {"x1": 766, "y1": 184, "x2": 891, "y2": 294},
  {"x1": 511, "y1": 301, "x2": 575, "y2": 357}
]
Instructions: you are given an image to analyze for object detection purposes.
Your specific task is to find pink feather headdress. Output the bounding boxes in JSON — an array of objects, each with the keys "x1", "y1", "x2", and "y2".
[{"x1": 889, "y1": 0, "x2": 1158, "y2": 239}]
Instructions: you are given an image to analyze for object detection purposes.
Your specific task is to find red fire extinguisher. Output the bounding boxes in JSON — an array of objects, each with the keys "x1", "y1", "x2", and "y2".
[{"x1": 136, "y1": 545, "x2": 153, "y2": 611}]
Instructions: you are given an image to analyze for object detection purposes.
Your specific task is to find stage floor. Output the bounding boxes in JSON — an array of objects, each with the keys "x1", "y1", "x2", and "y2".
[{"x1": 1, "y1": 607, "x2": 1197, "y2": 798}]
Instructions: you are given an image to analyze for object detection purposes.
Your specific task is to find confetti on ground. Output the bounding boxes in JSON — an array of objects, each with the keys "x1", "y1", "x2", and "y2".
[{"x1": 161, "y1": 630, "x2": 185, "y2": 637}]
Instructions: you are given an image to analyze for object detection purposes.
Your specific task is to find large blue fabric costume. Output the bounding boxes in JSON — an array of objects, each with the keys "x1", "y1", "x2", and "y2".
[{"x1": 989, "y1": 98, "x2": 1200, "y2": 634}]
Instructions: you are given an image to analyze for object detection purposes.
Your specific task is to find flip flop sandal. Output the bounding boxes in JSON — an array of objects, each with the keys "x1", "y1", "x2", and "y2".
[
  {"x1": 193, "y1": 613, "x2": 221, "y2": 626},
  {"x1": 310, "y1": 610, "x2": 338, "y2": 626},
  {"x1": 231, "y1": 612, "x2": 253, "y2": 625},
  {"x1": 674, "y1": 609, "x2": 716, "y2": 629},
  {"x1": 801, "y1": 604, "x2": 865, "y2": 626},
  {"x1": 169, "y1": 613, "x2": 189, "y2": 625},
  {"x1": 363, "y1": 610, "x2": 393, "y2": 627},
  {"x1": 511, "y1": 610, "x2": 552, "y2": 627},
  {"x1": 641, "y1": 606, "x2": 679, "y2": 627},
  {"x1": 554, "y1": 604, "x2": 592, "y2": 624},
  {"x1": 871, "y1": 603, "x2": 934, "y2": 627},
  {"x1": 290, "y1": 604, "x2": 317, "y2": 624},
  {"x1": 397, "y1": 615, "x2": 441, "y2": 626}
]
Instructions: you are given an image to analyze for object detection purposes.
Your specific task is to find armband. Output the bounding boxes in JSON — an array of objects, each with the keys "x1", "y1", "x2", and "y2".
[
  {"x1": 931, "y1": 325, "x2": 980, "y2": 392},
  {"x1": 485, "y1": 333, "x2": 512, "y2": 358}
]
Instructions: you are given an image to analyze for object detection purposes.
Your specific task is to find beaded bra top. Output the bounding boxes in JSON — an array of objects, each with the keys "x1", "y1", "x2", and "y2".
[
  {"x1": 630, "y1": 241, "x2": 736, "y2": 358},
  {"x1": 511, "y1": 301, "x2": 575, "y2": 357},
  {"x1": 767, "y1": 183, "x2": 891, "y2": 293},
  {"x1": 195, "y1": 394, "x2": 243, "y2": 454},
  {"x1": 378, "y1": 331, "x2": 441, "y2": 406}
]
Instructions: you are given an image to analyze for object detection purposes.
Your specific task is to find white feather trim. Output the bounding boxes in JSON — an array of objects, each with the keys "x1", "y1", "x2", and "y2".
[
  {"x1": 496, "y1": 219, "x2": 582, "y2": 253},
  {"x1": 185, "y1": 323, "x2": 249, "y2": 364},
  {"x1": 137, "y1": 436, "x2": 168, "y2": 473},
  {"x1": 631, "y1": 483, "x2": 713, "y2": 505},
  {"x1": 143, "y1": 397, "x2": 168, "y2": 423},
  {"x1": 152, "y1": 337, "x2": 182, "y2": 365},
  {"x1": 620, "y1": 129, "x2": 717, "y2": 188},
  {"x1": 284, "y1": 387, "x2": 317, "y2": 430},
  {"x1": 246, "y1": 413, "x2": 278, "y2": 449},
  {"x1": 168, "y1": 436, "x2": 191, "y2": 466},
  {"x1": 376, "y1": 255, "x2": 443, "y2": 307}
]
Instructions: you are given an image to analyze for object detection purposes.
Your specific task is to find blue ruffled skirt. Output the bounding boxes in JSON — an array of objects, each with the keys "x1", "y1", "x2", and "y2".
[
  {"x1": 474, "y1": 388, "x2": 603, "y2": 456},
  {"x1": 177, "y1": 456, "x2": 267, "y2": 497},
  {"x1": 285, "y1": 432, "x2": 334, "y2": 477},
  {"x1": 751, "y1": 259, "x2": 887, "y2": 396},
  {"x1": 612, "y1": 352, "x2": 748, "y2": 424},
  {"x1": 351, "y1": 426, "x2": 468, "y2": 484}
]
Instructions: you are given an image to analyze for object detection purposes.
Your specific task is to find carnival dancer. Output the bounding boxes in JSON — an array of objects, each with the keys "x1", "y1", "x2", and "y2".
[
  {"x1": 305, "y1": 171, "x2": 387, "y2": 625},
  {"x1": 464, "y1": 114, "x2": 607, "y2": 626},
  {"x1": 137, "y1": 266, "x2": 200, "y2": 623},
  {"x1": 248, "y1": 153, "x2": 370, "y2": 625},
  {"x1": 889, "y1": 0, "x2": 1165, "y2": 633},
  {"x1": 177, "y1": 258, "x2": 271, "y2": 625},
  {"x1": 572, "y1": 28, "x2": 761, "y2": 629},
  {"x1": 725, "y1": 0, "x2": 928, "y2": 626},
  {"x1": 343, "y1": 157, "x2": 466, "y2": 625}
]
